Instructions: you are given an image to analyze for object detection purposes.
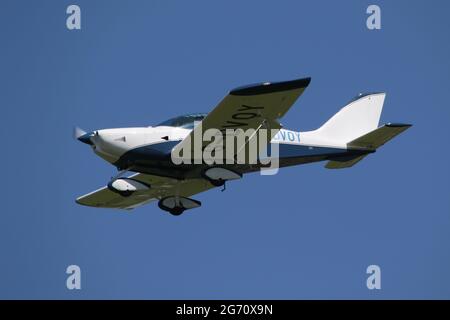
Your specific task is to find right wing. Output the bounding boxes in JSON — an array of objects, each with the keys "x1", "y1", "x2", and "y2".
[
  {"x1": 76, "y1": 173, "x2": 214, "y2": 210},
  {"x1": 172, "y1": 77, "x2": 311, "y2": 162}
]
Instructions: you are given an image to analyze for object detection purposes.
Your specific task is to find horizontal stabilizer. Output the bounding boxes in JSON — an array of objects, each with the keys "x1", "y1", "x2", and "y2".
[
  {"x1": 325, "y1": 155, "x2": 367, "y2": 169},
  {"x1": 325, "y1": 123, "x2": 411, "y2": 169},
  {"x1": 348, "y1": 123, "x2": 412, "y2": 150}
]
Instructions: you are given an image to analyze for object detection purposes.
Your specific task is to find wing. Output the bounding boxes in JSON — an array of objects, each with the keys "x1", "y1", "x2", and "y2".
[
  {"x1": 172, "y1": 77, "x2": 311, "y2": 161},
  {"x1": 76, "y1": 173, "x2": 214, "y2": 210}
]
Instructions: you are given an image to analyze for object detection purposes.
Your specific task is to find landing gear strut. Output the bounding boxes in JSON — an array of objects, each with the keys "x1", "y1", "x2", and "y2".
[
  {"x1": 208, "y1": 178, "x2": 225, "y2": 187},
  {"x1": 202, "y1": 167, "x2": 241, "y2": 191}
]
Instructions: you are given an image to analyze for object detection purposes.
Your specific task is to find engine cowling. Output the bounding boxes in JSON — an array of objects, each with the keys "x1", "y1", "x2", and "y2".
[{"x1": 107, "y1": 178, "x2": 150, "y2": 197}]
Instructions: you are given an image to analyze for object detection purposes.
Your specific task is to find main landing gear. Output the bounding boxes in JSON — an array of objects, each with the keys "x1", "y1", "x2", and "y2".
[
  {"x1": 158, "y1": 196, "x2": 201, "y2": 216},
  {"x1": 202, "y1": 167, "x2": 242, "y2": 190}
]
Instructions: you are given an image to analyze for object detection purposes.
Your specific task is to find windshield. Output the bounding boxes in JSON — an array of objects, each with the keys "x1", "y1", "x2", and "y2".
[{"x1": 156, "y1": 113, "x2": 207, "y2": 129}]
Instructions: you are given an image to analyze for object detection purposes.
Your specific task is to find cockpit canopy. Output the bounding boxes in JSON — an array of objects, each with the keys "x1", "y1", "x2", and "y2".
[{"x1": 156, "y1": 113, "x2": 207, "y2": 129}]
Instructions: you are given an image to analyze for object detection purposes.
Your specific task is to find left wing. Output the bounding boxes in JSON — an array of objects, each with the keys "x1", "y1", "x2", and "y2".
[
  {"x1": 172, "y1": 77, "x2": 311, "y2": 162},
  {"x1": 76, "y1": 173, "x2": 214, "y2": 210}
]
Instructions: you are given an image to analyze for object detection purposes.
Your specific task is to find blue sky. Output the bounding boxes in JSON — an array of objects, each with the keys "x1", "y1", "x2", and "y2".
[{"x1": 1, "y1": 0, "x2": 449, "y2": 299}]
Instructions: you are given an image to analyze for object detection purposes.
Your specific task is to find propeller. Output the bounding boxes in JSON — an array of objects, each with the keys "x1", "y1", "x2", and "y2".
[
  {"x1": 73, "y1": 126, "x2": 96, "y2": 145},
  {"x1": 73, "y1": 126, "x2": 87, "y2": 140}
]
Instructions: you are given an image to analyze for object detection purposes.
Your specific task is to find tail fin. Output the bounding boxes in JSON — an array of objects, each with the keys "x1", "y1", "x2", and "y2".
[
  {"x1": 313, "y1": 92, "x2": 385, "y2": 145},
  {"x1": 299, "y1": 92, "x2": 411, "y2": 169}
]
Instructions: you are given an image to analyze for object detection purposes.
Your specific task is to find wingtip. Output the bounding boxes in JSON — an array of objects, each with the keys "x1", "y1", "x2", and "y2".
[
  {"x1": 75, "y1": 197, "x2": 87, "y2": 206},
  {"x1": 230, "y1": 77, "x2": 311, "y2": 96},
  {"x1": 385, "y1": 123, "x2": 413, "y2": 128}
]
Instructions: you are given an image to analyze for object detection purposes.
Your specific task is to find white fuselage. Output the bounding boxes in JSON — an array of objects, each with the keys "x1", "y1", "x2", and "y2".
[
  {"x1": 91, "y1": 126, "x2": 188, "y2": 163},
  {"x1": 89, "y1": 126, "x2": 338, "y2": 166}
]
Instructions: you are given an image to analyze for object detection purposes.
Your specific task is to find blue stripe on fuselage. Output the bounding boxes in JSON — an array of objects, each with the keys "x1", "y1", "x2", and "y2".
[
  {"x1": 267, "y1": 142, "x2": 347, "y2": 159},
  {"x1": 116, "y1": 140, "x2": 347, "y2": 168}
]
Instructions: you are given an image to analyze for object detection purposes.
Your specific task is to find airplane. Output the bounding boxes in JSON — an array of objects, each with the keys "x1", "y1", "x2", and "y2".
[{"x1": 75, "y1": 77, "x2": 411, "y2": 215}]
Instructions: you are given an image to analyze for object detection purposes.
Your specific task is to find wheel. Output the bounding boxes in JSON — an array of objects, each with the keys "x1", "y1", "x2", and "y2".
[
  {"x1": 158, "y1": 196, "x2": 200, "y2": 215},
  {"x1": 169, "y1": 206, "x2": 185, "y2": 216},
  {"x1": 118, "y1": 190, "x2": 134, "y2": 197},
  {"x1": 107, "y1": 182, "x2": 134, "y2": 197}
]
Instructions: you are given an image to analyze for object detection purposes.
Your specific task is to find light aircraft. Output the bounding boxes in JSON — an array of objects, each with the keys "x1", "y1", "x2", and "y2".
[{"x1": 75, "y1": 77, "x2": 411, "y2": 215}]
